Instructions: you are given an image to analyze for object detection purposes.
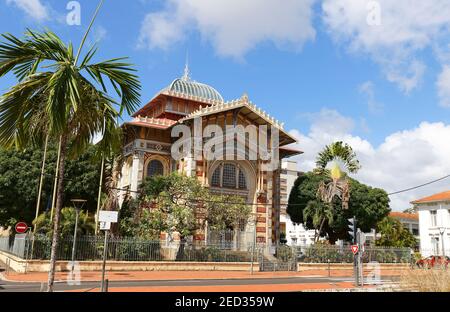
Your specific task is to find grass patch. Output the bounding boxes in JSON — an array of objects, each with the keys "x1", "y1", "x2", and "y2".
[{"x1": 399, "y1": 268, "x2": 450, "y2": 292}]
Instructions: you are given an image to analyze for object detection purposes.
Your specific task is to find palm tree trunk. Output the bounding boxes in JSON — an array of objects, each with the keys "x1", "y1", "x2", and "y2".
[
  {"x1": 47, "y1": 134, "x2": 68, "y2": 292},
  {"x1": 316, "y1": 218, "x2": 326, "y2": 243}
]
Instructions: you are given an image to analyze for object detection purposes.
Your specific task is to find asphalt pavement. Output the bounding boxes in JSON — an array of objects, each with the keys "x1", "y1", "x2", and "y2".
[{"x1": 0, "y1": 275, "x2": 398, "y2": 292}]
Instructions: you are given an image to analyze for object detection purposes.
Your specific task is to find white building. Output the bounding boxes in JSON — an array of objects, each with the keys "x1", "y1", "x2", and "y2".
[
  {"x1": 412, "y1": 190, "x2": 450, "y2": 257},
  {"x1": 279, "y1": 160, "x2": 316, "y2": 246},
  {"x1": 390, "y1": 212, "x2": 420, "y2": 246}
]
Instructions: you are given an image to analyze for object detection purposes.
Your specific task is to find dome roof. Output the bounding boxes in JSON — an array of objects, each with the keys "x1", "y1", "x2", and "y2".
[
  {"x1": 164, "y1": 64, "x2": 224, "y2": 104},
  {"x1": 166, "y1": 78, "x2": 224, "y2": 102}
]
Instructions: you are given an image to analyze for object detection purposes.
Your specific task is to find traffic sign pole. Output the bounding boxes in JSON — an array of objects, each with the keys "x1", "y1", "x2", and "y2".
[
  {"x1": 98, "y1": 210, "x2": 118, "y2": 292},
  {"x1": 101, "y1": 230, "x2": 108, "y2": 292},
  {"x1": 348, "y1": 216, "x2": 358, "y2": 287}
]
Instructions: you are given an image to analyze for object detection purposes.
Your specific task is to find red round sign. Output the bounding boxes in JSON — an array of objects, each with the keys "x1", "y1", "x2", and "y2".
[{"x1": 15, "y1": 222, "x2": 28, "y2": 234}]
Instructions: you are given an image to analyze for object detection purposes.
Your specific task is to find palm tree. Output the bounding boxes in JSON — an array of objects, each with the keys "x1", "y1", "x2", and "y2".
[
  {"x1": 0, "y1": 1, "x2": 140, "y2": 291},
  {"x1": 306, "y1": 142, "x2": 360, "y2": 242},
  {"x1": 315, "y1": 141, "x2": 360, "y2": 209},
  {"x1": 303, "y1": 201, "x2": 334, "y2": 242}
]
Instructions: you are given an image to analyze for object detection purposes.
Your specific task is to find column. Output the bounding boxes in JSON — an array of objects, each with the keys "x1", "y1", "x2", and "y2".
[{"x1": 130, "y1": 151, "x2": 144, "y2": 197}]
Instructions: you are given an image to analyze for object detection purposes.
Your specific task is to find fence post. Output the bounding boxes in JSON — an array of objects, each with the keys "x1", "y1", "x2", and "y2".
[{"x1": 328, "y1": 259, "x2": 331, "y2": 278}]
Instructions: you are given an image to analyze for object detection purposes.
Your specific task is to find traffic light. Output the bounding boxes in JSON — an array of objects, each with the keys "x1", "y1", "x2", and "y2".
[{"x1": 348, "y1": 217, "x2": 357, "y2": 244}]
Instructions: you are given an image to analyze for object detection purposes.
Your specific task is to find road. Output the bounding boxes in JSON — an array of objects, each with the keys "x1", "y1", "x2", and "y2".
[{"x1": 0, "y1": 275, "x2": 398, "y2": 292}]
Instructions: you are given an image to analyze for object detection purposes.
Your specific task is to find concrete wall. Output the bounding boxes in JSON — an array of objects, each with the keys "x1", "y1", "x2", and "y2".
[{"x1": 297, "y1": 263, "x2": 409, "y2": 272}]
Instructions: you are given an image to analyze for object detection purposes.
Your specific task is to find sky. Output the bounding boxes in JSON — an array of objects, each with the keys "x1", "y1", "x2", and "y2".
[{"x1": 1, "y1": 0, "x2": 450, "y2": 211}]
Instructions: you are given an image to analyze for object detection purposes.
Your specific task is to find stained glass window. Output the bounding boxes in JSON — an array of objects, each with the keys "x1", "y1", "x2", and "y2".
[
  {"x1": 238, "y1": 170, "x2": 247, "y2": 189},
  {"x1": 147, "y1": 160, "x2": 164, "y2": 177},
  {"x1": 222, "y1": 164, "x2": 236, "y2": 188},
  {"x1": 211, "y1": 167, "x2": 221, "y2": 187}
]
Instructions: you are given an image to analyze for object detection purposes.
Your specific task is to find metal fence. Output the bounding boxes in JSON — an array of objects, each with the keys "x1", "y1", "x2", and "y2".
[
  {"x1": 0, "y1": 235, "x2": 256, "y2": 263},
  {"x1": 274, "y1": 244, "x2": 413, "y2": 264},
  {"x1": 0, "y1": 234, "x2": 414, "y2": 265},
  {"x1": 0, "y1": 235, "x2": 30, "y2": 259}
]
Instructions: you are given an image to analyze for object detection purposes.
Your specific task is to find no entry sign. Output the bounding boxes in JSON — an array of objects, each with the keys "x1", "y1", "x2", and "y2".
[
  {"x1": 15, "y1": 222, "x2": 28, "y2": 234},
  {"x1": 351, "y1": 245, "x2": 359, "y2": 255}
]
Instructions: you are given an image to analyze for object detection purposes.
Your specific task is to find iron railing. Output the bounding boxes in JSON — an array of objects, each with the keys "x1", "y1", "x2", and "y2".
[
  {"x1": 290, "y1": 244, "x2": 413, "y2": 264},
  {"x1": 0, "y1": 235, "x2": 256, "y2": 263},
  {"x1": 0, "y1": 235, "x2": 414, "y2": 264}
]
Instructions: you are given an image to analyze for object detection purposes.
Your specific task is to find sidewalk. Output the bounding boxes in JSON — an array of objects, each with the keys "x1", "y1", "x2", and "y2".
[
  {"x1": 68, "y1": 282, "x2": 367, "y2": 293},
  {"x1": 2, "y1": 268, "x2": 404, "y2": 283}
]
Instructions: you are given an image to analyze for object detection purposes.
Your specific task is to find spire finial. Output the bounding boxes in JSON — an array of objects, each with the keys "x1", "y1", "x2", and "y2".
[{"x1": 182, "y1": 51, "x2": 191, "y2": 81}]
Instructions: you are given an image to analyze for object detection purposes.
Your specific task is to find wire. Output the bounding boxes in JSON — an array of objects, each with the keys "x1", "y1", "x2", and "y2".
[
  {"x1": 388, "y1": 174, "x2": 450, "y2": 196},
  {"x1": 44, "y1": 171, "x2": 450, "y2": 206}
]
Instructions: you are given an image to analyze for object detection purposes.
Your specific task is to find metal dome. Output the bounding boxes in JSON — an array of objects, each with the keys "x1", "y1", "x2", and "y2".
[{"x1": 167, "y1": 78, "x2": 224, "y2": 103}]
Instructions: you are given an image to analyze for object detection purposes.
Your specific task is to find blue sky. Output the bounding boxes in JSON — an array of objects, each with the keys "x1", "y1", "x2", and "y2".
[{"x1": 1, "y1": 0, "x2": 450, "y2": 210}]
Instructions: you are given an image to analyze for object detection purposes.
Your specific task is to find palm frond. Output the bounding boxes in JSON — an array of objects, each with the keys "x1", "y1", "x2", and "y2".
[
  {"x1": 83, "y1": 57, "x2": 141, "y2": 114},
  {"x1": 0, "y1": 72, "x2": 51, "y2": 148},
  {"x1": 316, "y1": 141, "x2": 361, "y2": 174}
]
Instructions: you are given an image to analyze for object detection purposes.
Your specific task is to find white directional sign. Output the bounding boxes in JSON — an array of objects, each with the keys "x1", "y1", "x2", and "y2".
[
  {"x1": 99, "y1": 221, "x2": 111, "y2": 231},
  {"x1": 99, "y1": 211, "x2": 118, "y2": 223}
]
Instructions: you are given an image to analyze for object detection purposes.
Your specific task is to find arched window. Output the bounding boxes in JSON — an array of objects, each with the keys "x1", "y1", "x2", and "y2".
[
  {"x1": 210, "y1": 163, "x2": 247, "y2": 190},
  {"x1": 147, "y1": 160, "x2": 164, "y2": 177}
]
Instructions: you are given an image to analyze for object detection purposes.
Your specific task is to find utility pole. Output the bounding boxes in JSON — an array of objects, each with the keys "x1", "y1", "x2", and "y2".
[
  {"x1": 70, "y1": 199, "x2": 86, "y2": 274},
  {"x1": 50, "y1": 137, "x2": 62, "y2": 221},
  {"x1": 95, "y1": 156, "x2": 105, "y2": 235},
  {"x1": 101, "y1": 229, "x2": 109, "y2": 292},
  {"x1": 34, "y1": 135, "x2": 49, "y2": 233}
]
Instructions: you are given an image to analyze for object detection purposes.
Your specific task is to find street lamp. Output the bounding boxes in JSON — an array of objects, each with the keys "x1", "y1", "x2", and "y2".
[
  {"x1": 70, "y1": 199, "x2": 87, "y2": 273},
  {"x1": 438, "y1": 226, "x2": 446, "y2": 258}
]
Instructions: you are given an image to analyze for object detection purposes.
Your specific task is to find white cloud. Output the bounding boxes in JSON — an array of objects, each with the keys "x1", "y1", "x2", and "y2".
[
  {"x1": 138, "y1": 0, "x2": 316, "y2": 58},
  {"x1": 437, "y1": 65, "x2": 450, "y2": 107},
  {"x1": 322, "y1": 0, "x2": 450, "y2": 93},
  {"x1": 6, "y1": 0, "x2": 49, "y2": 21},
  {"x1": 289, "y1": 109, "x2": 450, "y2": 211},
  {"x1": 359, "y1": 81, "x2": 383, "y2": 113},
  {"x1": 94, "y1": 26, "x2": 108, "y2": 42}
]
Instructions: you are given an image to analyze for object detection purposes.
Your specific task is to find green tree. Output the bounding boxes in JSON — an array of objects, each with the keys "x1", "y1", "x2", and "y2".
[
  {"x1": 0, "y1": 1, "x2": 141, "y2": 290},
  {"x1": 303, "y1": 201, "x2": 334, "y2": 242},
  {"x1": 376, "y1": 216, "x2": 417, "y2": 248},
  {"x1": 0, "y1": 144, "x2": 101, "y2": 228},
  {"x1": 315, "y1": 141, "x2": 361, "y2": 210},
  {"x1": 290, "y1": 141, "x2": 362, "y2": 242},
  {"x1": 287, "y1": 172, "x2": 390, "y2": 243},
  {"x1": 33, "y1": 208, "x2": 95, "y2": 238},
  {"x1": 205, "y1": 194, "x2": 251, "y2": 231},
  {"x1": 120, "y1": 173, "x2": 251, "y2": 240}
]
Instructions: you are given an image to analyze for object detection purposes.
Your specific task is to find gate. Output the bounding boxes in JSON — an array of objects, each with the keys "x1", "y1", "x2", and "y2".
[{"x1": 258, "y1": 245, "x2": 297, "y2": 272}]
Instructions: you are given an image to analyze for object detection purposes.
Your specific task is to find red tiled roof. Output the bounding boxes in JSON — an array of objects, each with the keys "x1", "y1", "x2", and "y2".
[
  {"x1": 411, "y1": 190, "x2": 450, "y2": 204},
  {"x1": 389, "y1": 212, "x2": 418, "y2": 221}
]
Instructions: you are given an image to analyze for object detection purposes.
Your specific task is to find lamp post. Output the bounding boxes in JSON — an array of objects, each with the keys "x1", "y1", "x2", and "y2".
[
  {"x1": 438, "y1": 226, "x2": 446, "y2": 258},
  {"x1": 70, "y1": 199, "x2": 87, "y2": 273}
]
